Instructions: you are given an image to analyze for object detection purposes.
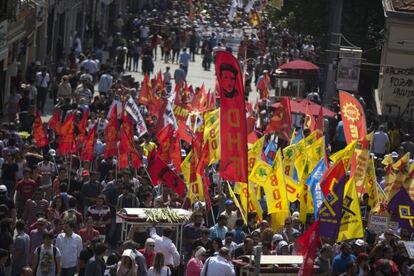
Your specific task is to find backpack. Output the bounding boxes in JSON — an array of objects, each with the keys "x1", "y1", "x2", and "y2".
[{"x1": 35, "y1": 245, "x2": 58, "y2": 275}]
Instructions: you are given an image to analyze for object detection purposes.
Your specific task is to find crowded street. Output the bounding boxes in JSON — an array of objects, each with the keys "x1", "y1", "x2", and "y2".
[{"x1": 0, "y1": 0, "x2": 414, "y2": 276}]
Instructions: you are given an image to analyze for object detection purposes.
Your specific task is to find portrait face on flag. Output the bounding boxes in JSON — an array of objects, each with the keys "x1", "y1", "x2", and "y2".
[{"x1": 219, "y1": 63, "x2": 239, "y2": 98}]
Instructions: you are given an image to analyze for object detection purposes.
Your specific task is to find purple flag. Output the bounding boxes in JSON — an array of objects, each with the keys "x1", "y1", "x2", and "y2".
[
  {"x1": 318, "y1": 175, "x2": 346, "y2": 240},
  {"x1": 388, "y1": 187, "x2": 414, "y2": 232}
]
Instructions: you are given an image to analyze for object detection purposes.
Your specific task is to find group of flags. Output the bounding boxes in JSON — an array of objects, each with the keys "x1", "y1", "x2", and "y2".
[{"x1": 31, "y1": 50, "x2": 414, "y2": 275}]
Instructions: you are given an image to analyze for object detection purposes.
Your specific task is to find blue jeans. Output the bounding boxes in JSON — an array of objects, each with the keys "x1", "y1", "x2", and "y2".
[{"x1": 61, "y1": 267, "x2": 76, "y2": 276}]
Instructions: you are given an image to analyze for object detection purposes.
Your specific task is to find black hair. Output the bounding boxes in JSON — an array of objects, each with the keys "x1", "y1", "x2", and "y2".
[
  {"x1": 219, "y1": 63, "x2": 238, "y2": 78},
  {"x1": 93, "y1": 242, "x2": 108, "y2": 256}
]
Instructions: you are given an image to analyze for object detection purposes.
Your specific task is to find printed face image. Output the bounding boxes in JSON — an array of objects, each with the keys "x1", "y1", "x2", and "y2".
[{"x1": 221, "y1": 70, "x2": 236, "y2": 94}]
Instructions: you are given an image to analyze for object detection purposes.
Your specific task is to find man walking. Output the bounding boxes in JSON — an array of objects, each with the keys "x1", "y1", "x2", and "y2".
[
  {"x1": 179, "y1": 48, "x2": 191, "y2": 74},
  {"x1": 35, "y1": 66, "x2": 50, "y2": 113},
  {"x1": 55, "y1": 222, "x2": 82, "y2": 276}
]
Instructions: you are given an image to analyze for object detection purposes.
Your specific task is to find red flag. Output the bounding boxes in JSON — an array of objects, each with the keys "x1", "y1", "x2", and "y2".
[
  {"x1": 177, "y1": 122, "x2": 194, "y2": 144},
  {"x1": 265, "y1": 97, "x2": 292, "y2": 141},
  {"x1": 33, "y1": 112, "x2": 48, "y2": 148},
  {"x1": 157, "y1": 124, "x2": 182, "y2": 172},
  {"x1": 48, "y1": 109, "x2": 61, "y2": 135},
  {"x1": 315, "y1": 105, "x2": 324, "y2": 134},
  {"x1": 58, "y1": 113, "x2": 75, "y2": 155},
  {"x1": 81, "y1": 124, "x2": 96, "y2": 161},
  {"x1": 138, "y1": 73, "x2": 151, "y2": 105},
  {"x1": 297, "y1": 220, "x2": 321, "y2": 276},
  {"x1": 147, "y1": 151, "x2": 186, "y2": 196},
  {"x1": 339, "y1": 91, "x2": 367, "y2": 143},
  {"x1": 119, "y1": 125, "x2": 130, "y2": 170},
  {"x1": 216, "y1": 51, "x2": 248, "y2": 183},
  {"x1": 320, "y1": 160, "x2": 346, "y2": 196},
  {"x1": 77, "y1": 110, "x2": 89, "y2": 145},
  {"x1": 104, "y1": 105, "x2": 119, "y2": 159}
]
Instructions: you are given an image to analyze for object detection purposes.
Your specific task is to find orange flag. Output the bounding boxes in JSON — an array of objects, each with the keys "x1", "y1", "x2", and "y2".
[
  {"x1": 81, "y1": 124, "x2": 96, "y2": 161},
  {"x1": 104, "y1": 105, "x2": 119, "y2": 159},
  {"x1": 48, "y1": 109, "x2": 61, "y2": 135},
  {"x1": 118, "y1": 125, "x2": 130, "y2": 170},
  {"x1": 339, "y1": 91, "x2": 367, "y2": 143},
  {"x1": 157, "y1": 124, "x2": 182, "y2": 172},
  {"x1": 33, "y1": 112, "x2": 48, "y2": 148},
  {"x1": 58, "y1": 113, "x2": 75, "y2": 155}
]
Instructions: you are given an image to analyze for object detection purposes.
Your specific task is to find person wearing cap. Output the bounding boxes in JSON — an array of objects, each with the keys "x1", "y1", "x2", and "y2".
[
  {"x1": 186, "y1": 246, "x2": 207, "y2": 276},
  {"x1": 220, "y1": 199, "x2": 238, "y2": 230},
  {"x1": 139, "y1": 238, "x2": 156, "y2": 269},
  {"x1": 0, "y1": 185, "x2": 16, "y2": 225},
  {"x1": 80, "y1": 170, "x2": 101, "y2": 214},
  {"x1": 332, "y1": 243, "x2": 357, "y2": 275},
  {"x1": 55, "y1": 221, "x2": 82, "y2": 276},
  {"x1": 352, "y1": 239, "x2": 366, "y2": 256},
  {"x1": 117, "y1": 249, "x2": 138, "y2": 276}
]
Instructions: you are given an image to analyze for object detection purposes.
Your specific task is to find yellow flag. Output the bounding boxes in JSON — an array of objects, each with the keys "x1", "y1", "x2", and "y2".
[
  {"x1": 203, "y1": 121, "x2": 220, "y2": 164},
  {"x1": 181, "y1": 152, "x2": 204, "y2": 204},
  {"x1": 227, "y1": 183, "x2": 247, "y2": 224},
  {"x1": 249, "y1": 159, "x2": 272, "y2": 186},
  {"x1": 282, "y1": 144, "x2": 297, "y2": 178},
  {"x1": 239, "y1": 182, "x2": 263, "y2": 221},
  {"x1": 337, "y1": 177, "x2": 364, "y2": 242},
  {"x1": 307, "y1": 137, "x2": 325, "y2": 168},
  {"x1": 262, "y1": 150, "x2": 290, "y2": 229},
  {"x1": 404, "y1": 162, "x2": 414, "y2": 201},
  {"x1": 330, "y1": 140, "x2": 357, "y2": 170},
  {"x1": 248, "y1": 136, "x2": 265, "y2": 175},
  {"x1": 387, "y1": 152, "x2": 410, "y2": 200},
  {"x1": 365, "y1": 158, "x2": 379, "y2": 209}
]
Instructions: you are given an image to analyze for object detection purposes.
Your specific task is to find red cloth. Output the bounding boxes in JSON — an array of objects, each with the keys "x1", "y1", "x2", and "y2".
[
  {"x1": 58, "y1": 113, "x2": 75, "y2": 155},
  {"x1": 104, "y1": 105, "x2": 118, "y2": 158},
  {"x1": 32, "y1": 112, "x2": 49, "y2": 147},
  {"x1": 79, "y1": 227, "x2": 100, "y2": 244},
  {"x1": 81, "y1": 124, "x2": 96, "y2": 161},
  {"x1": 16, "y1": 179, "x2": 38, "y2": 201},
  {"x1": 297, "y1": 220, "x2": 321, "y2": 276},
  {"x1": 139, "y1": 249, "x2": 155, "y2": 269},
  {"x1": 186, "y1": 257, "x2": 203, "y2": 276},
  {"x1": 265, "y1": 97, "x2": 292, "y2": 141}
]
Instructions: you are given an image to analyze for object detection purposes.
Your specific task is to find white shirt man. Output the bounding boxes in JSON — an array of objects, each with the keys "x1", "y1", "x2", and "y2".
[
  {"x1": 55, "y1": 222, "x2": 82, "y2": 275},
  {"x1": 35, "y1": 71, "x2": 50, "y2": 88},
  {"x1": 98, "y1": 73, "x2": 113, "y2": 95},
  {"x1": 80, "y1": 59, "x2": 98, "y2": 75},
  {"x1": 372, "y1": 126, "x2": 390, "y2": 156},
  {"x1": 149, "y1": 227, "x2": 180, "y2": 267},
  {"x1": 201, "y1": 248, "x2": 235, "y2": 276}
]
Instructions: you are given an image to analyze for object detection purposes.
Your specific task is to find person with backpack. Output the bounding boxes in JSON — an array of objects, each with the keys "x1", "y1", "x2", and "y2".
[{"x1": 31, "y1": 231, "x2": 61, "y2": 276}]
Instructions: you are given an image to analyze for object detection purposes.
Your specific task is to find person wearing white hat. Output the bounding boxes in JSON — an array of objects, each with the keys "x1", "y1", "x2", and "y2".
[{"x1": 117, "y1": 249, "x2": 137, "y2": 276}]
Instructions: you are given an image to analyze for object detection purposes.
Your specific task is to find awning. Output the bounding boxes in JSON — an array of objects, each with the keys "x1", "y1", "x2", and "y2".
[
  {"x1": 279, "y1": 60, "x2": 319, "y2": 71},
  {"x1": 272, "y1": 98, "x2": 336, "y2": 117}
]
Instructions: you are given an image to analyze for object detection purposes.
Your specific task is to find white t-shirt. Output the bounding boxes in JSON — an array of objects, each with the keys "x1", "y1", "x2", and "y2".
[
  {"x1": 35, "y1": 245, "x2": 61, "y2": 276},
  {"x1": 372, "y1": 131, "x2": 389, "y2": 155},
  {"x1": 35, "y1": 72, "x2": 50, "y2": 88},
  {"x1": 37, "y1": 161, "x2": 55, "y2": 187},
  {"x1": 148, "y1": 266, "x2": 171, "y2": 276}
]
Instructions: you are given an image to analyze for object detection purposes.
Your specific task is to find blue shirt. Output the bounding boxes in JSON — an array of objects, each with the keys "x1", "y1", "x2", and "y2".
[
  {"x1": 209, "y1": 224, "x2": 228, "y2": 240},
  {"x1": 179, "y1": 52, "x2": 191, "y2": 67},
  {"x1": 335, "y1": 121, "x2": 346, "y2": 142},
  {"x1": 231, "y1": 228, "x2": 245, "y2": 244},
  {"x1": 332, "y1": 253, "x2": 356, "y2": 274}
]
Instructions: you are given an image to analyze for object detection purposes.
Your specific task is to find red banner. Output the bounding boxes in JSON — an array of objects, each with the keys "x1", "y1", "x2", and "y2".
[
  {"x1": 339, "y1": 91, "x2": 367, "y2": 143},
  {"x1": 81, "y1": 124, "x2": 96, "y2": 161},
  {"x1": 215, "y1": 51, "x2": 248, "y2": 183},
  {"x1": 58, "y1": 113, "x2": 75, "y2": 155},
  {"x1": 147, "y1": 151, "x2": 186, "y2": 196},
  {"x1": 33, "y1": 112, "x2": 48, "y2": 148},
  {"x1": 48, "y1": 109, "x2": 61, "y2": 135}
]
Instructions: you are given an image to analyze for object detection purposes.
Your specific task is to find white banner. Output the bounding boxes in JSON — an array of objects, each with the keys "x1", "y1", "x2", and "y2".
[
  {"x1": 125, "y1": 97, "x2": 148, "y2": 137},
  {"x1": 336, "y1": 48, "x2": 362, "y2": 92},
  {"x1": 379, "y1": 66, "x2": 414, "y2": 119}
]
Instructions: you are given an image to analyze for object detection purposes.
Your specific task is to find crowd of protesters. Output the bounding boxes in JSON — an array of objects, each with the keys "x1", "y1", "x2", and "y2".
[{"x1": 1, "y1": 1, "x2": 414, "y2": 276}]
